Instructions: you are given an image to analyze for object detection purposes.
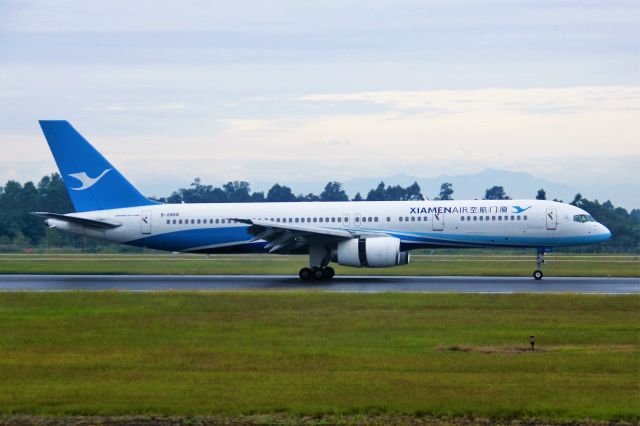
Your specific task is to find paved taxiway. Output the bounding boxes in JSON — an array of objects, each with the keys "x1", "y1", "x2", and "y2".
[{"x1": 0, "y1": 275, "x2": 637, "y2": 293}]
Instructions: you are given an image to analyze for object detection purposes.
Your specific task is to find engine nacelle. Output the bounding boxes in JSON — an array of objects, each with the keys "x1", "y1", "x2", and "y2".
[{"x1": 336, "y1": 236, "x2": 410, "y2": 268}]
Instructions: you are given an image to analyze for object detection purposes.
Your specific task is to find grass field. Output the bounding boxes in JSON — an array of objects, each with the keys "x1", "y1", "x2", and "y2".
[
  {"x1": 0, "y1": 292, "x2": 638, "y2": 422},
  {"x1": 0, "y1": 253, "x2": 638, "y2": 277}
]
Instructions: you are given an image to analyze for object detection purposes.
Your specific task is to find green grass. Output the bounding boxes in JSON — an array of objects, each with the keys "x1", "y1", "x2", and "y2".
[
  {"x1": 0, "y1": 253, "x2": 638, "y2": 277},
  {"x1": 0, "y1": 292, "x2": 638, "y2": 421}
]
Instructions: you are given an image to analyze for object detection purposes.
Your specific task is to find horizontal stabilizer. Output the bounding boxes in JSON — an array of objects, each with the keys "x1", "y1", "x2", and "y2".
[{"x1": 31, "y1": 212, "x2": 122, "y2": 229}]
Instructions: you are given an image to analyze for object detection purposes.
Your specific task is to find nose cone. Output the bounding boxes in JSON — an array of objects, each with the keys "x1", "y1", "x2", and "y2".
[{"x1": 597, "y1": 224, "x2": 611, "y2": 241}]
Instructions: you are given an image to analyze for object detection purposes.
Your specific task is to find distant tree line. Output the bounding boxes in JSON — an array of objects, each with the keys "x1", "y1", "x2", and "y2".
[{"x1": 0, "y1": 173, "x2": 638, "y2": 252}]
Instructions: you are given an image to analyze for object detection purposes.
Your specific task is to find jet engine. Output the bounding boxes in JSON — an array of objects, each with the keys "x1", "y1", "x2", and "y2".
[{"x1": 335, "y1": 236, "x2": 410, "y2": 268}]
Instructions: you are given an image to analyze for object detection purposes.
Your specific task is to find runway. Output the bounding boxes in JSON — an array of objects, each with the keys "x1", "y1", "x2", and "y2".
[{"x1": 0, "y1": 274, "x2": 637, "y2": 293}]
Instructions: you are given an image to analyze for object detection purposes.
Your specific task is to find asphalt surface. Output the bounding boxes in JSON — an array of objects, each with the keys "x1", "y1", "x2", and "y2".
[{"x1": 0, "y1": 275, "x2": 637, "y2": 293}]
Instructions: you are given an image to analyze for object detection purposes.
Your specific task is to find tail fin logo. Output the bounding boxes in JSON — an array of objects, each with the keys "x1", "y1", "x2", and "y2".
[{"x1": 68, "y1": 169, "x2": 112, "y2": 191}]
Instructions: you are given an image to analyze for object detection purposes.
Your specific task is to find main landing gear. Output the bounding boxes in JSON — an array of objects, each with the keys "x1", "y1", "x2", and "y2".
[
  {"x1": 533, "y1": 250, "x2": 545, "y2": 280},
  {"x1": 299, "y1": 266, "x2": 335, "y2": 281},
  {"x1": 299, "y1": 245, "x2": 335, "y2": 281}
]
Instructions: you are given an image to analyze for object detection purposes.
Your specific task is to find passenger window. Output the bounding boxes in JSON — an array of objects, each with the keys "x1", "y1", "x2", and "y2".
[
  {"x1": 331, "y1": 217, "x2": 336, "y2": 222},
  {"x1": 215, "y1": 219, "x2": 219, "y2": 224},
  {"x1": 319, "y1": 217, "x2": 323, "y2": 222},
  {"x1": 417, "y1": 217, "x2": 421, "y2": 221},
  {"x1": 313, "y1": 218, "x2": 317, "y2": 223},
  {"x1": 387, "y1": 217, "x2": 391, "y2": 222},
  {"x1": 467, "y1": 216, "x2": 471, "y2": 221},
  {"x1": 301, "y1": 218, "x2": 305, "y2": 223},
  {"x1": 197, "y1": 219, "x2": 201, "y2": 224},
  {"x1": 355, "y1": 217, "x2": 360, "y2": 222},
  {"x1": 411, "y1": 216, "x2": 415, "y2": 222},
  {"x1": 191, "y1": 219, "x2": 195, "y2": 224},
  {"x1": 295, "y1": 218, "x2": 299, "y2": 223},
  {"x1": 479, "y1": 216, "x2": 483, "y2": 221},
  {"x1": 473, "y1": 216, "x2": 477, "y2": 221},
  {"x1": 498, "y1": 216, "x2": 502, "y2": 221},
  {"x1": 326, "y1": 217, "x2": 330, "y2": 222},
  {"x1": 337, "y1": 217, "x2": 342, "y2": 222},
  {"x1": 374, "y1": 217, "x2": 378, "y2": 222},
  {"x1": 461, "y1": 216, "x2": 465, "y2": 221},
  {"x1": 524, "y1": 215, "x2": 528, "y2": 220},
  {"x1": 166, "y1": 219, "x2": 170, "y2": 224},
  {"x1": 368, "y1": 217, "x2": 373, "y2": 222},
  {"x1": 511, "y1": 215, "x2": 515, "y2": 221},
  {"x1": 221, "y1": 219, "x2": 225, "y2": 224},
  {"x1": 517, "y1": 216, "x2": 521, "y2": 220},
  {"x1": 172, "y1": 219, "x2": 176, "y2": 224},
  {"x1": 424, "y1": 216, "x2": 428, "y2": 222},
  {"x1": 362, "y1": 217, "x2": 367, "y2": 223},
  {"x1": 405, "y1": 217, "x2": 409, "y2": 222},
  {"x1": 492, "y1": 216, "x2": 496, "y2": 221},
  {"x1": 399, "y1": 217, "x2": 403, "y2": 222},
  {"x1": 486, "y1": 216, "x2": 489, "y2": 221}
]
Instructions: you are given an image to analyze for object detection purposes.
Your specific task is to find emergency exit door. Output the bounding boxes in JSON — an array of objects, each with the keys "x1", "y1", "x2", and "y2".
[
  {"x1": 545, "y1": 208, "x2": 557, "y2": 230},
  {"x1": 141, "y1": 210, "x2": 152, "y2": 234},
  {"x1": 432, "y1": 212, "x2": 444, "y2": 231}
]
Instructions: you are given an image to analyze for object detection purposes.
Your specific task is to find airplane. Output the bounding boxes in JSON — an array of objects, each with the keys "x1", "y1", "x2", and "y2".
[{"x1": 33, "y1": 120, "x2": 611, "y2": 281}]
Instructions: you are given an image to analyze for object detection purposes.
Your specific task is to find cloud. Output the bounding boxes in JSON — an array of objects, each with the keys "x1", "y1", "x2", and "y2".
[
  {"x1": 104, "y1": 103, "x2": 187, "y2": 112},
  {"x1": 298, "y1": 87, "x2": 640, "y2": 115}
]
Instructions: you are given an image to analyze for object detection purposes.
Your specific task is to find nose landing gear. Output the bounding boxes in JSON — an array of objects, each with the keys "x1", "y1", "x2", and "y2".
[{"x1": 533, "y1": 250, "x2": 545, "y2": 280}]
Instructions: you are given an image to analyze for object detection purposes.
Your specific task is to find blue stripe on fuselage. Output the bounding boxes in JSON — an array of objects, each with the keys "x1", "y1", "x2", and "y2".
[
  {"x1": 127, "y1": 226, "x2": 252, "y2": 252},
  {"x1": 125, "y1": 226, "x2": 608, "y2": 253}
]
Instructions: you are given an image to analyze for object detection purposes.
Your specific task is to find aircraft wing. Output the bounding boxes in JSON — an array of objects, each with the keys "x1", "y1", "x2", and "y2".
[
  {"x1": 233, "y1": 218, "x2": 355, "y2": 253},
  {"x1": 32, "y1": 212, "x2": 122, "y2": 229}
]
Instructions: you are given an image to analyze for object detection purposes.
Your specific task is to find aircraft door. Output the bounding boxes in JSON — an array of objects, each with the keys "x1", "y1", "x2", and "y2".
[
  {"x1": 353, "y1": 213, "x2": 362, "y2": 227},
  {"x1": 342, "y1": 213, "x2": 350, "y2": 227},
  {"x1": 141, "y1": 210, "x2": 152, "y2": 234},
  {"x1": 432, "y1": 212, "x2": 444, "y2": 231},
  {"x1": 545, "y1": 208, "x2": 557, "y2": 230}
]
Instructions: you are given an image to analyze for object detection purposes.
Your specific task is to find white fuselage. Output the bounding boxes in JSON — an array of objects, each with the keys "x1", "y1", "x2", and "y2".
[{"x1": 47, "y1": 199, "x2": 611, "y2": 256}]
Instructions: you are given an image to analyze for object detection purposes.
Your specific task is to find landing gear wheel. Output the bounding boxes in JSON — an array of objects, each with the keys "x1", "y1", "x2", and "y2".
[
  {"x1": 533, "y1": 270, "x2": 543, "y2": 280},
  {"x1": 312, "y1": 267, "x2": 325, "y2": 281},
  {"x1": 299, "y1": 267, "x2": 312, "y2": 281},
  {"x1": 323, "y1": 267, "x2": 335, "y2": 280}
]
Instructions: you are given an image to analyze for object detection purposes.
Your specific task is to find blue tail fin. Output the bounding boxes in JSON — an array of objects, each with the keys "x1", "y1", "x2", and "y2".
[{"x1": 39, "y1": 120, "x2": 160, "y2": 212}]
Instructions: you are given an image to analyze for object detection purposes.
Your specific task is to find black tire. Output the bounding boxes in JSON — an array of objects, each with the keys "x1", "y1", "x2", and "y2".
[
  {"x1": 533, "y1": 270, "x2": 543, "y2": 280},
  {"x1": 312, "y1": 267, "x2": 325, "y2": 280},
  {"x1": 323, "y1": 267, "x2": 335, "y2": 280},
  {"x1": 299, "y1": 267, "x2": 312, "y2": 280}
]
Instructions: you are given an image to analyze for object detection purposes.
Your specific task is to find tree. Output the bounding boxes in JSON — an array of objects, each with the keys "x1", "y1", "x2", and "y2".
[
  {"x1": 536, "y1": 188, "x2": 546, "y2": 200},
  {"x1": 352, "y1": 192, "x2": 363, "y2": 201},
  {"x1": 266, "y1": 184, "x2": 296, "y2": 202},
  {"x1": 319, "y1": 181, "x2": 348, "y2": 201},
  {"x1": 405, "y1": 182, "x2": 425, "y2": 201},
  {"x1": 223, "y1": 181, "x2": 252, "y2": 203},
  {"x1": 437, "y1": 182, "x2": 454, "y2": 200},
  {"x1": 298, "y1": 193, "x2": 320, "y2": 202},
  {"x1": 571, "y1": 193, "x2": 582, "y2": 206},
  {"x1": 37, "y1": 173, "x2": 73, "y2": 213},
  {"x1": 484, "y1": 186, "x2": 510, "y2": 200},
  {"x1": 366, "y1": 182, "x2": 387, "y2": 201},
  {"x1": 366, "y1": 181, "x2": 424, "y2": 201}
]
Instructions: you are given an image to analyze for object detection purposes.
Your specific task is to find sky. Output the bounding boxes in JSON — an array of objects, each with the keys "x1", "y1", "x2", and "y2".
[{"x1": 1, "y1": 0, "x2": 639, "y2": 207}]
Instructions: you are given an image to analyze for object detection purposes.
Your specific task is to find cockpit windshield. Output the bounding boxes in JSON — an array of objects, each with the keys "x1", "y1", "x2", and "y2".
[{"x1": 573, "y1": 214, "x2": 596, "y2": 223}]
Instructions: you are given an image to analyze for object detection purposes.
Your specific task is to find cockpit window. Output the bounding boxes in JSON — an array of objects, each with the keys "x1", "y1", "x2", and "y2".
[{"x1": 573, "y1": 214, "x2": 596, "y2": 223}]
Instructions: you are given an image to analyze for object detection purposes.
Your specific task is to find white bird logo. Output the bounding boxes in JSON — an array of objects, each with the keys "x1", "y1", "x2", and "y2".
[{"x1": 68, "y1": 168, "x2": 112, "y2": 191}]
